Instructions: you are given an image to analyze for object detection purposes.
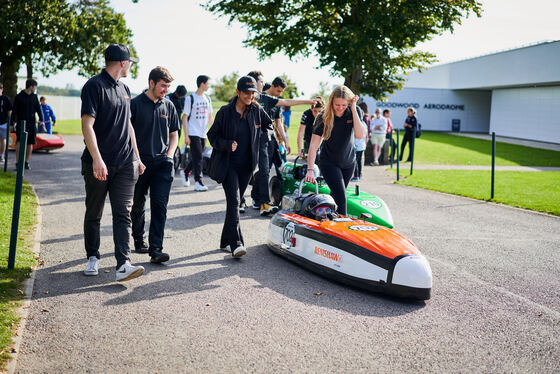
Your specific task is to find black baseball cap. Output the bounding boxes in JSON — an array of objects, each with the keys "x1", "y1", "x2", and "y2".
[
  {"x1": 104, "y1": 43, "x2": 138, "y2": 63},
  {"x1": 237, "y1": 76, "x2": 258, "y2": 93}
]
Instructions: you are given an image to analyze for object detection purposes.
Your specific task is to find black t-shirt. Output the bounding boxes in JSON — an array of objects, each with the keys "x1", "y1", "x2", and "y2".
[
  {"x1": 0, "y1": 95, "x2": 13, "y2": 124},
  {"x1": 11, "y1": 91, "x2": 43, "y2": 125},
  {"x1": 313, "y1": 106, "x2": 363, "y2": 169},
  {"x1": 258, "y1": 93, "x2": 280, "y2": 138},
  {"x1": 405, "y1": 115, "x2": 418, "y2": 132},
  {"x1": 167, "y1": 93, "x2": 185, "y2": 118},
  {"x1": 300, "y1": 109, "x2": 315, "y2": 147},
  {"x1": 131, "y1": 92, "x2": 180, "y2": 163},
  {"x1": 229, "y1": 114, "x2": 251, "y2": 169},
  {"x1": 80, "y1": 69, "x2": 135, "y2": 166}
]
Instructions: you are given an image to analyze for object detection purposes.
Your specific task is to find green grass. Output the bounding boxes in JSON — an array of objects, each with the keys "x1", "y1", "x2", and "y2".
[
  {"x1": 0, "y1": 172, "x2": 38, "y2": 368},
  {"x1": 54, "y1": 119, "x2": 82, "y2": 135},
  {"x1": 397, "y1": 170, "x2": 560, "y2": 216},
  {"x1": 394, "y1": 132, "x2": 560, "y2": 167}
]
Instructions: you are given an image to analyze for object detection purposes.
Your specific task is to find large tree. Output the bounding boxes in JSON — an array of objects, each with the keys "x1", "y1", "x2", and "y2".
[
  {"x1": 206, "y1": 0, "x2": 481, "y2": 99},
  {"x1": 0, "y1": 0, "x2": 137, "y2": 100}
]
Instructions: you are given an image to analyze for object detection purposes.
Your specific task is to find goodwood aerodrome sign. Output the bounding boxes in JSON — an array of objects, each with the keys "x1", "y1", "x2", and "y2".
[{"x1": 376, "y1": 101, "x2": 465, "y2": 110}]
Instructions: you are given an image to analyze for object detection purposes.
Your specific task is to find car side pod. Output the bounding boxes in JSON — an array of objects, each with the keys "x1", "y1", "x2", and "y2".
[{"x1": 391, "y1": 255, "x2": 432, "y2": 300}]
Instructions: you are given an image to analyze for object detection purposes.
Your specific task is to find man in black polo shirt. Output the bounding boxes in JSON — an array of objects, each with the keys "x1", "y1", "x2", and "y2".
[
  {"x1": 81, "y1": 43, "x2": 146, "y2": 282},
  {"x1": 130, "y1": 66, "x2": 179, "y2": 263},
  {"x1": 246, "y1": 72, "x2": 315, "y2": 216}
]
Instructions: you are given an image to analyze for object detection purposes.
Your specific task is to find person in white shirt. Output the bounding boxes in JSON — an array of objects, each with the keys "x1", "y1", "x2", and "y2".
[
  {"x1": 369, "y1": 108, "x2": 387, "y2": 166},
  {"x1": 182, "y1": 75, "x2": 213, "y2": 191}
]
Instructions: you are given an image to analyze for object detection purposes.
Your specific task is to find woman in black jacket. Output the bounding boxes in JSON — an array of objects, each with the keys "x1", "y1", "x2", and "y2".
[{"x1": 207, "y1": 76, "x2": 273, "y2": 257}]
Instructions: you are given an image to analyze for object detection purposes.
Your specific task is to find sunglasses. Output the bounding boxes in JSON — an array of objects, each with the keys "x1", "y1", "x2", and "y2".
[{"x1": 314, "y1": 206, "x2": 332, "y2": 215}]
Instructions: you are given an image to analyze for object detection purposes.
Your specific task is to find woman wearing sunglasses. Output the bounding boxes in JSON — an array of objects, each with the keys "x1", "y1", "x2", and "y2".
[
  {"x1": 304, "y1": 86, "x2": 366, "y2": 215},
  {"x1": 207, "y1": 76, "x2": 273, "y2": 257}
]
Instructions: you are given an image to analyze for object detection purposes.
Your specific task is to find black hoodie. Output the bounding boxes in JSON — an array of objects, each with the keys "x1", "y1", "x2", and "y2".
[{"x1": 11, "y1": 90, "x2": 43, "y2": 126}]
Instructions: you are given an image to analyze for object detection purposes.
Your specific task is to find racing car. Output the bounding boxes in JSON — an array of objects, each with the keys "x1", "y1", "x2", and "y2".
[
  {"x1": 267, "y1": 182, "x2": 432, "y2": 300},
  {"x1": 8, "y1": 132, "x2": 64, "y2": 152},
  {"x1": 269, "y1": 158, "x2": 394, "y2": 228}
]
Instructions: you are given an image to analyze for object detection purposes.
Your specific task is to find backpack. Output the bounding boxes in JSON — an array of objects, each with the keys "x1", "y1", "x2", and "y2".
[{"x1": 416, "y1": 123, "x2": 422, "y2": 138}]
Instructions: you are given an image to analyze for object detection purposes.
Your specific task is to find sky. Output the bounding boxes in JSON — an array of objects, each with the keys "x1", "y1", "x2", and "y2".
[{"x1": 29, "y1": 0, "x2": 560, "y2": 98}]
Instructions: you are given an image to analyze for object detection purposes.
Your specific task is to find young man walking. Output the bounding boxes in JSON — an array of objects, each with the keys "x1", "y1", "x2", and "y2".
[
  {"x1": 182, "y1": 75, "x2": 212, "y2": 191},
  {"x1": 247, "y1": 72, "x2": 315, "y2": 216},
  {"x1": 0, "y1": 83, "x2": 12, "y2": 163},
  {"x1": 10, "y1": 79, "x2": 45, "y2": 170},
  {"x1": 130, "y1": 67, "x2": 179, "y2": 263},
  {"x1": 81, "y1": 43, "x2": 146, "y2": 282}
]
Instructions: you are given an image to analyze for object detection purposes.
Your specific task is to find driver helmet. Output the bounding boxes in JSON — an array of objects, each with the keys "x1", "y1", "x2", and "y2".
[{"x1": 303, "y1": 194, "x2": 337, "y2": 220}]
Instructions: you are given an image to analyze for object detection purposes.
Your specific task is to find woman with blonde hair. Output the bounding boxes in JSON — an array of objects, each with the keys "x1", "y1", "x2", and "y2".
[{"x1": 304, "y1": 86, "x2": 366, "y2": 215}]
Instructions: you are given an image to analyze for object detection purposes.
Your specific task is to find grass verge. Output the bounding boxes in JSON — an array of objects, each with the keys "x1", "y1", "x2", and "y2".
[
  {"x1": 0, "y1": 172, "x2": 38, "y2": 368},
  {"x1": 396, "y1": 169, "x2": 560, "y2": 216}
]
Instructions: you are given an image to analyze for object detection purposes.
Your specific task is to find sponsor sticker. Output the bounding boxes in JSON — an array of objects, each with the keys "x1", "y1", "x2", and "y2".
[
  {"x1": 282, "y1": 222, "x2": 296, "y2": 248},
  {"x1": 360, "y1": 200, "x2": 382, "y2": 209},
  {"x1": 314, "y1": 246, "x2": 343, "y2": 263},
  {"x1": 333, "y1": 218, "x2": 353, "y2": 222},
  {"x1": 348, "y1": 225, "x2": 379, "y2": 232}
]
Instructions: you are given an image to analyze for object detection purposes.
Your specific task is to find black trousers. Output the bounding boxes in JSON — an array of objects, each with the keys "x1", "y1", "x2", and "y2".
[
  {"x1": 268, "y1": 137, "x2": 282, "y2": 178},
  {"x1": 131, "y1": 158, "x2": 174, "y2": 251},
  {"x1": 221, "y1": 165, "x2": 252, "y2": 250},
  {"x1": 354, "y1": 150, "x2": 364, "y2": 178},
  {"x1": 82, "y1": 160, "x2": 138, "y2": 269},
  {"x1": 400, "y1": 131, "x2": 414, "y2": 161},
  {"x1": 251, "y1": 133, "x2": 270, "y2": 205},
  {"x1": 320, "y1": 159, "x2": 354, "y2": 215},
  {"x1": 188, "y1": 136, "x2": 206, "y2": 182}
]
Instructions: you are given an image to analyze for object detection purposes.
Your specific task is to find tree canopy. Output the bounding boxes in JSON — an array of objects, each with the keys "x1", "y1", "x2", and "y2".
[
  {"x1": 205, "y1": 0, "x2": 482, "y2": 99},
  {"x1": 0, "y1": 0, "x2": 137, "y2": 100}
]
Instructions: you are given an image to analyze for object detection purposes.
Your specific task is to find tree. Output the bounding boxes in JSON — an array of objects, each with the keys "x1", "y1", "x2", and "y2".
[
  {"x1": 0, "y1": 0, "x2": 137, "y2": 100},
  {"x1": 312, "y1": 81, "x2": 331, "y2": 99},
  {"x1": 205, "y1": 0, "x2": 482, "y2": 99},
  {"x1": 213, "y1": 71, "x2": 240, "y2": 102}
]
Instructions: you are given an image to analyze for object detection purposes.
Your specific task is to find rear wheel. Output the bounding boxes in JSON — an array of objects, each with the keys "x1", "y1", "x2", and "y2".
[{"x1": 269, "y1": 176, "x2": 283, "y2": 207}]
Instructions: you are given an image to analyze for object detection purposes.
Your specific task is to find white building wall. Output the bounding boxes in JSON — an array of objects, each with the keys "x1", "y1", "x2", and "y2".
[
  {"x1": 36, "y1": 95, "x2": 81, "y2": 121},
  {"x1": 489, "y1": 86, "x2": 560, "y2": 144},
  {"x1": 363, "y1": 88, "x2": 491, "y2": 133}
]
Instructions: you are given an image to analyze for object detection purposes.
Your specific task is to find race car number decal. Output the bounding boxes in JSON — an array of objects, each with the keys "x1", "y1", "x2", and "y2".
[
  {"x1": 283, "y1": 222, "x2": 296, "y2": 248},
  {"x1": 348, "y1": 225, "x2": 380, "y2": 232},
  {"x1": 360, "y1": 200, "x2": 382, "y2": 209}
]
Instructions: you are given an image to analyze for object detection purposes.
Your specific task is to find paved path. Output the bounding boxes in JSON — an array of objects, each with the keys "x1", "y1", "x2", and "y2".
[
  {"x1": 14, "y1": 136, "x2": 560, "y2": 373},
  {"x1": 410, "y1": 165, "x2": 560, "y2": 171},
  {"x1": 448, "y1": 132, "x2": 560, "y2": 151}
]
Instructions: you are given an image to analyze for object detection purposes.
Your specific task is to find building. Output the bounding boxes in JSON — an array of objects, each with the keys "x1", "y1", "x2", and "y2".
[{"x1": 363, "y1": 40, "x2": 560, "y2": 144}]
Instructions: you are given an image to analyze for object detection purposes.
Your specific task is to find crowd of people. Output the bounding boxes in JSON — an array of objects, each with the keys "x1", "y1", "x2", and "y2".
[{"x1": 1, "y1": 43, "x2": 419, "y2": 281}]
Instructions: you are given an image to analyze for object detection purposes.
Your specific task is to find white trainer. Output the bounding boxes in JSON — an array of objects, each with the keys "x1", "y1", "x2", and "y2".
[
  {"x1": 232, "y1": 246, "x2": 247, "y2": 258},
  {"x1": 194, "y1": 180, "x2": 208, "y2": 192},
  {"x1": 116, "y1": 261, "x2": 144, "y2": 282},
  {"x1": 84, "y1": 256, "x2": 99, "y2": 276},
  {"x1": 221, "y1": 245, "x2": 231, "y2": 253},
  {"x1": 180, "y1": 170, "x2": 190, "y2": 187}
]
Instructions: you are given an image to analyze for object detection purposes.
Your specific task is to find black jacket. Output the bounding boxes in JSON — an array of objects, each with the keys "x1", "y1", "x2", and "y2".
[{"x1": 207, "y1": 97, "x2": 273, "y2": 183}]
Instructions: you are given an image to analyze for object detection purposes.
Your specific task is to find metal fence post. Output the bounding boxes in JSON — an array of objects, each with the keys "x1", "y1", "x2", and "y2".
[
  {"x1": 491, "y1": 132, "x2": 495, "y2": 199},
  {"x1": 410, "y1": 126, "x2": 416, "y2": 175},
  {"x1": 390, "y1": 133, "x2": 394, "y2": 169},
  {"x1": 396, "y1": 129, "x2": 400, "y2": 181},
  {"x1": 8, "y1": 121, "x2": 28, "y2": 269}
]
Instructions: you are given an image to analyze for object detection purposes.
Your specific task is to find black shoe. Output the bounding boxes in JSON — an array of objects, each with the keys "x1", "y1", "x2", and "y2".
[
  {"x1": 24, "y1": 162, "x2": 30, "y2": 170},
  {"x1": 150, "y1": 248, "x2": 170, "y2": 263},
  {"x1": 134, "y1": 239, "x2": 150, "y2": 253}
]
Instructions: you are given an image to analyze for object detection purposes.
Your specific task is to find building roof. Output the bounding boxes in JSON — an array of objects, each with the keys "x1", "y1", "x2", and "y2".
[{"x1": 405, "y1": 40, "x2": 560, "y2": 90}]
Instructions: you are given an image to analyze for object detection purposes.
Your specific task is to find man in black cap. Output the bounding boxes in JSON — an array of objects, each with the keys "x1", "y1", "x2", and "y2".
[
  {"x1": 80, "y1": 43, "x2": 146, "y2": 282},
  {"x1": 130, "y1": 66, "x2": 179, "y2": 263},
  {"x1": 166, "y1": 84, "x2": 187, "y2": 137}
]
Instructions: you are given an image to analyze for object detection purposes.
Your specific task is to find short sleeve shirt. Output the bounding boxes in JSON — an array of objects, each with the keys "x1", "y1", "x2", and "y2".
[
  {"x1": 0, "y1": 95, "x2": 12, "y2": 124},
  {"x1": 131, "y1": 92, "x2": 180, "y2": 163},
  {"x1": 184, "y1": 93, "x2": 213, "y2": 138},
  {"x1": 313, "y1": 106, "x2": 363, "y2": 169},
  {"x1": 80, "y1": 69, "x2": 135, "y2": 166},
  {"x1": 300, "y1": 109, "x2": 315, "y2": 146},
  {"x1": 258, "y1": 93, "x2": 280, "y2": 137}
]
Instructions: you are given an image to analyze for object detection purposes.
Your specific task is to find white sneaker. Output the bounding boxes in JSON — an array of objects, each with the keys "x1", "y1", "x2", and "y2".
[
  {"x1": 194, "y1": 180, "x2": 208, "y2": 192},
  {"x1": 251, "y1": 201, "x2": 260, "y2": 210},
  {"x1": 116, "y1": 261, "x2": 144, "y2": 282},
  {"x1": 84, "y1": 256, "x2": 99, "y2": 276},
  {"x1": 180, "y1": 170, "x2": 190, "y2": 187},
  {"x1": 232, "y1": 246, "x2": 247, "y2": 258},
  {"x1": 221, "y1": 245, "x2": 231, "y2": 253}
]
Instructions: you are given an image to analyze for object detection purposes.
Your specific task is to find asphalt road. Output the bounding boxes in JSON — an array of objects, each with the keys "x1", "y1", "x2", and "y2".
[{"x1": 13, "y1": 135, "x2": 560, "y2": 373}]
